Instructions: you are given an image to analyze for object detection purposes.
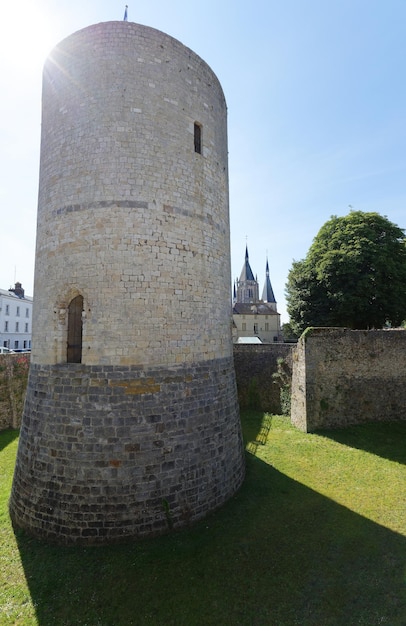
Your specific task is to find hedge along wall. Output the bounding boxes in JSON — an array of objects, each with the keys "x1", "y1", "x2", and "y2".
[
  {"x1": 291, "y1": 328, "x2": 406, "y2": 432},
  {"x1": 0, "y1": 354, "x2": 30, "y2": 430},
  {"x1": 233, "y1": 344, "x2": 293, "y2": 413}
]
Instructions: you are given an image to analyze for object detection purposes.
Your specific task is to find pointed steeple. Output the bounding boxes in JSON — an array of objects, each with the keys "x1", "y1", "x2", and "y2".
[
  {"x1": 239, "y1": 245, "x2": 255, "y2": 282},
  {"x1": 262, "y1": 258, "x2": 276, "y2": 306},
  {"x1": 236, "y1": 245, "x2": 259, "y2": 303}
]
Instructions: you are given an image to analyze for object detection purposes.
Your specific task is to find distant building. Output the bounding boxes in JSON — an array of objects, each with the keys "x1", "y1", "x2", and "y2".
[
  {"x1": 233, "y1": 247, "x2": 282, "y2": 343},
  {"x1": 0, "y1": 283, "x2": 33, "y2": 350}
]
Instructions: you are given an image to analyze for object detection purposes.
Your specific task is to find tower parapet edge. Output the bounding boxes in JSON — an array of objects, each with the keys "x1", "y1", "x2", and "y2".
[{"x1": 9, "y1": 21, "x2": 245, "y2": 544}]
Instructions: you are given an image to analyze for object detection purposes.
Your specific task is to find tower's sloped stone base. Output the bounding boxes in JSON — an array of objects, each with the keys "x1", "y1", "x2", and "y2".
[{"x1": 9, "y1": 358, "x2": 245, "y2": 544}]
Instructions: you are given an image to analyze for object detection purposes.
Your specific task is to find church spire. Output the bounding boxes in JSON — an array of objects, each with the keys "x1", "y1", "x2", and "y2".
[
  {"x1": 262, "y1": 257, "x2": 277, "y2": 309},
  {"x1": 240, "y1": 245, "x2": 255, "y2": 282},
  {"x1": 236, "y1": 245, "x2": 259, "y2": 303}
]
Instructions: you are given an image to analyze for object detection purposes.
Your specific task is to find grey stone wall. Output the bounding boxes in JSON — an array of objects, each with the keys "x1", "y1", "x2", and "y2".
[
  {"x1": 10, "y1": 21, "x2": 245, "y2": 545},
  {"x1": 233, "y1": 344, "x2": 293, "y2": 413},
  {"x1": 291, "y1": 328, "x2": 406, "y2": 432},
  {"x1": 0, "y1": 354, "x2": 29, "y2": 430},
  {"x1": 31, "y1": 21, "x2": 232, "y2": 367},
  {"x1": 0, "y1": 345, "x2": 296, "y2": 433},
  {"x1": 10, "y1": 357, "x2": 244, "y2": 544}
]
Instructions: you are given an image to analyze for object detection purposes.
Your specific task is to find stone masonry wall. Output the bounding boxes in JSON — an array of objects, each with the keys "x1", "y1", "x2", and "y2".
[
  {"x1": 233, "y1": 344, "x2": 293, "y2": 413},
  {"x1": 291, "y1": 328, "x2": 406, "y2": 432},
  {"x1": 1, "y1": 346, "x2": 295, "y2": 432},
  {"x1": 10, "y1": 22, "x2": 245, "y2": 545},
  {"x1": 0, "y1": 354, "x2": 29, "y2": 430},
  {"x1": 32, "y1": 21, "x2": 232, "y2": 367},
  {"x1": 10, "y1": 357, "x2": 244, "y2": 544}
]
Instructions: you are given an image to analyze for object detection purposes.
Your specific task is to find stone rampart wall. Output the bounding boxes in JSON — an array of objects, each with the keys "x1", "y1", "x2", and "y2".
[
  {"x1": 5, "y1": 333, "x2": 406, "y2": 434},
  {"x1": 1, "y1": 346, "x2": 294, "y2": 431},
  {"x1": 291, "y1": 328, "x2": 406, "y2": 432},
  {"x1": 0, "y1": 354, "x2": 30, "y2": 430},
  {"x1": 233, "y1": 344, "x2": 293, "y2": 413}
]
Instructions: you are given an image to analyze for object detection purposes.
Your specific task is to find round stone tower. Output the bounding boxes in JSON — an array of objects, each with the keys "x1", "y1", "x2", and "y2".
[{"x1": 10, "y1": 21, "x2": 245, "y2": 544}]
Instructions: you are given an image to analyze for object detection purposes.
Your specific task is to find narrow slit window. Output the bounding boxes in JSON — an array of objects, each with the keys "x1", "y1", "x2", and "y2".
[
  {"x1": 194, "y1": 122, "x2": 202, "y2": 154},
  {"x1": 67, "y1": 295, "x2": 83, "y2": 363}
]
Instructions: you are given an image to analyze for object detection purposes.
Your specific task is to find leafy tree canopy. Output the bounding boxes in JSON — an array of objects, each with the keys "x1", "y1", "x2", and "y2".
[
  {"x1": 281, "y1": 322, "x2": 299, "y2": 342},
  {"x1": 286, "y1": 211, "x2": 406, "y2": 334}
]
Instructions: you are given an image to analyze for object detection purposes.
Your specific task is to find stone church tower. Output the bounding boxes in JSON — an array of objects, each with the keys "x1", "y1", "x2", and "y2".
[
  {"x1": 235, "y1": 246, "x2": 259, "y2": 303},
  {"x1": 10, "y1": 21, "x2": 245, "y2": 544},
  {"x1": 233, "y1": 247, "x2": 281, "y2": 343}
]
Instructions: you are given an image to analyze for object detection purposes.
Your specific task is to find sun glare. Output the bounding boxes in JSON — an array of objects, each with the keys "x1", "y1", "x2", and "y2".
[{"x1": 0, "y1": 1, "x2": 56, "y2": 73}]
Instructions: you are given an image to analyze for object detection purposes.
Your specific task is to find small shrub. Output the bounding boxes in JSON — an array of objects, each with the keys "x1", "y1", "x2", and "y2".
[{"x1": 272, "y1": 357, "x2": 291, "y2": 415}]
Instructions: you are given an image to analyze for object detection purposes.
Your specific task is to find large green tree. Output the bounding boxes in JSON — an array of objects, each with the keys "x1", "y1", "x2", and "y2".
[{"x1": 286, "y1": 211, "x2": 406, "y2": 334}]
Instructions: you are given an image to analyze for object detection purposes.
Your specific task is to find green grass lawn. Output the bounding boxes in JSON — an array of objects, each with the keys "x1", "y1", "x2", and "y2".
[{"x1": 1, "y1": 413, "x2": 405, "y2": 625}]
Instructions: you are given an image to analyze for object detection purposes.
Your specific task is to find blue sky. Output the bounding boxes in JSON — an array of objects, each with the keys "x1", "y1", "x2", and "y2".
[{"x1": 1, "y1": 0, "x2": 406, "y2": 322}]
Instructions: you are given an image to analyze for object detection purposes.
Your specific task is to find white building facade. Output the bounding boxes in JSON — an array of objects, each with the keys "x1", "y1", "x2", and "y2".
[{"x1": 0, "y1": 283, "x2": 33, "y2": 351}]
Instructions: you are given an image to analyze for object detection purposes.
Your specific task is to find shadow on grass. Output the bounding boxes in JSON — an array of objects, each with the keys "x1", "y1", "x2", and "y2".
[
  {"x1": 14, "y1": 449, "x2": 406, "y2": 626},
  {"x1": 245, "y1": 412, "x2": 274, "y2": 456},
  {"x1": 316, "y1": 420, "x2": 406, "y2": 465},
  {"x1": 0, "y1": 428, "x2": 19, "y2": 453}
]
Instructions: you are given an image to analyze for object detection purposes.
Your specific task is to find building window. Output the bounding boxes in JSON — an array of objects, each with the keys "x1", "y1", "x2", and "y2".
[
  {"x1": 25, "y1": 323, "x2": 29, "y2": 332},
  {"x1": 5, "y1": 305, "x2": 9, "y2": 315},
  {"x1": 26, "y1": 308, "x2": 29, "y2": 318},
  {"x1": 265, "y1": 323, "x2": 269, "y2": 331},
  {"x1": 16, "y1": 306, "x2": 20, "y2": 317},
  {"x1": 242, "y1": 323, "x2": 246, "y2": 331},
  {"x1": 23, "y1": 340, "x2": 28, "y2": 349},
  {"x1": 194, "y1": 122, "x2": 202, "y2": 154},
  {"x1": 67, "y1": 295, "x2": 83, "y2": 363},
  {"x1": 14, "y1": 341, "x2": 19, "y2": 349},
  {"x1": 254, "y1": 324, "x2": 258, "y2": 334},
  {"x1": 15, "y1": 322, "x2": 19, "y2": 332},
  {"x1": 4, "y1": 321, "x2": 8, "y2": 332}
]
